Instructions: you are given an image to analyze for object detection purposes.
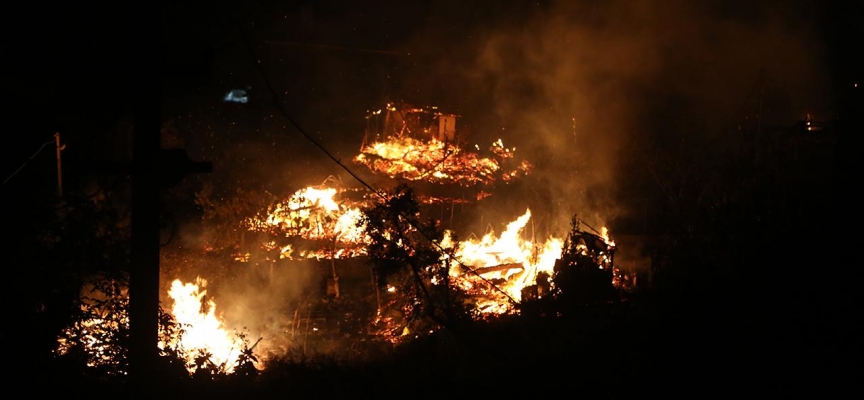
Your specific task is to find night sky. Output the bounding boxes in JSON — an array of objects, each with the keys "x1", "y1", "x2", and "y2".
[{"x1": 2, "y1": 0, "x2": 861, "y2": 396}]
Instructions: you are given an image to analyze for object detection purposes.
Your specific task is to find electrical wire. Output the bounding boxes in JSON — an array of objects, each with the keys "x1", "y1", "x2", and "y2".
[{"x1": 3, "y1": 138, "x2": 56, "y2": 185}]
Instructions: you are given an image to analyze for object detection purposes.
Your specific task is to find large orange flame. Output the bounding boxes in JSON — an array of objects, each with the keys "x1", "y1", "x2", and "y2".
[
  {"x1": 443, "y1": 209, "x2": 564, "y2": 314},
  {"x1": 168, "y1": 277, "x2": 246, "y2": 373},
  {"x1": 249, "y1": 185, "x2": 371, "y2": 260}
]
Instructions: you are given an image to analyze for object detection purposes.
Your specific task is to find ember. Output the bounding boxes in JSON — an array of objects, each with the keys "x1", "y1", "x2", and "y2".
[
  {"x1": 355, "y1": 101, "x2": 532, "y2": 188},
  {"x1": 248, "y1": 180, "x2": 373, "y2": 260}
]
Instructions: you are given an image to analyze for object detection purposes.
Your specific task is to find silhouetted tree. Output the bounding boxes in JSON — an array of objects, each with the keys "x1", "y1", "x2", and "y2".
[{"x1": 359, "y1": 184, "x2": 472, "y2": 337}]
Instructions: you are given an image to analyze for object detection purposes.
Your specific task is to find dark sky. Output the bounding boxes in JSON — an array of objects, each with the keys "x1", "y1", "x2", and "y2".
[
  {"x1": 7, "y1": 0, "x2": 859, "y2": 132},
  {"x1": 3, "y1": 0, "x2": 860, "y2": 235}
]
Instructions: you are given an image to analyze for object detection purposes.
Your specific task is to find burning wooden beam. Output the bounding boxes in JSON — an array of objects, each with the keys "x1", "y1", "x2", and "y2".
[{"x1": 470, "y1": 263, "x2": 524, "y2": 276}]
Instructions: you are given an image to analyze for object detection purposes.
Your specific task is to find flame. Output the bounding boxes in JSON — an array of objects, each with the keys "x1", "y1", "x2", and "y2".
[
  {"x1": 354, "y1": 137, "x2": 531, "y2": 187},
  {"x1": 168, "y1": 278, "x2": 245, "y2": 373},
  {"x1": 249, "y1": 185, "x2": 371, "y2": 260},
  {"x1": 255, "y1": 186, "x2": 368, "y2": 242},
  {"x1": 251, "y1": 184, "x2": 619, "y2": 317},
  {"x1": 600, "y1": 226, "x2": 616, "y2": 248},
  {"x1": 56, "y1": 278, "x2": 251, "y2": 374},
  {"x1": 444, "y1": 209, "x2": 563, "y2": 313}
]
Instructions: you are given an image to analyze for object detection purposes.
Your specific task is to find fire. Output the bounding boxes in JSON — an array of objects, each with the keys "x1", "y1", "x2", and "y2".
[
  {"x1": 444, "y1": 209, "x2": 563, "y2": 312},
  {"x1": 355, "y1": 137, "x2": 531, "y2": 187},
  {"x1": 249, "y1": 182, "x2": 619, "y2": 317},
  {"x1": 168, "y1": 278, "x2": 245, "y2": 373},
  {"x1": 253, "y1": 186, "x2": 368, "y2": 242},
  {"x1": 56, "y1": 311, "x2": 128, "y2": 369},
  {"x1": 249, "y1": 183, "x2": 372, "y2": 260},
  {"x1": 56, "y1": 277, "x2": 252, "y2": 374},
  {"x1": 600, "y1": 226, "x2": 616, "y2": 248},
  {"x1": 54, "y1": 279, "x2": 130, "y2": 372}
]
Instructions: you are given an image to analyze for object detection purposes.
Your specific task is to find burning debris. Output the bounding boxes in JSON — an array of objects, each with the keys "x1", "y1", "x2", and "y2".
[
  {"x1": 443, "y1": 209, "x2": 564, "y2": 312},
  {"x1": 237, "y1": 100, "x2": 627, "y2": 323},
  {"x1": 355, "y1": 101, "x2": 532, "y2": 188},
  {"x1": 248, "y1": 178, "x2": 373, "y2": 261}
]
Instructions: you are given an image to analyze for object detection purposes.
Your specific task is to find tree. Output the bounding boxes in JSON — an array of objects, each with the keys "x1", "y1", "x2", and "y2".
[{"x1": 359, "y1": 184, "x2": 472, "y2": 338}]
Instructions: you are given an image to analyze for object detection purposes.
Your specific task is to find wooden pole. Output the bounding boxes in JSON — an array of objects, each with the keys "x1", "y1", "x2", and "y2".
[
  {"x1": 54, "y1": 132, "x2": 63, "y2": 198},
  {"x1": 128, "y1": 79, "x2": 160, "y2": 388}
]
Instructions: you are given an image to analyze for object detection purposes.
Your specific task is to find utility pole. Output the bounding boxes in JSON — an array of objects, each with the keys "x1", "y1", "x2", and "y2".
[
  {"x1": 128, "y1": 82, "x2": 161, "y2": 391},
  {"x1": 331, "y1": 237, "x2": 340, "y2": 299},
  {"x1": 126, "y1": 61, "x2": 211, "y2": 391},
  {"x1": 54, "y1": 132, "x2": 64, "y2": 198}
]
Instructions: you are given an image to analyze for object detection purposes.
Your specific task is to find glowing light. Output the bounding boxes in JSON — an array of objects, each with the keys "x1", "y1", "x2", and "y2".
[{"x1": 223, "y1": 89, "x2": 248, "y2": 103}]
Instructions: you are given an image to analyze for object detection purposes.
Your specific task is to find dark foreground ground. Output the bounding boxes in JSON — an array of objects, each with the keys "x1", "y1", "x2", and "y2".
[{"x1": 19, "y1": 283, "x2": 859, "y2": 400}]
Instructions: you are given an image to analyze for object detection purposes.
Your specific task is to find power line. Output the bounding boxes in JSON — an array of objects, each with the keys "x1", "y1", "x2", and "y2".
[
  {"x1": 3, "y1": 138, "x2": 56, "y2": 185},
  {"x1": 236, "y1": 20, "x2": 380, "y2": 197},
  {"x1": 265, "y1": 40, "x2": 408, "y2": 56}
]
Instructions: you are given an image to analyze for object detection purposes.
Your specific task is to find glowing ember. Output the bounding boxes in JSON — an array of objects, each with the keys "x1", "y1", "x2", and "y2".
[
  {"x1": 168, "y1": 278, "x2": 245, "y2": 373},
  {"x1": 249, "y1": 184, "x2": 371, "y2": 260},
  {"x1": 354, "y1": 137, "x2": 531, "y2": 187},
  {"x1": 56, "y1": 313, "x2": 128, "y2": 369},
  {"x1": 55, "y1": 279, "x2": 132, "y2": 372},
  {"x1": 253, "y1": 186, "x2": 368, "y2": 241}
]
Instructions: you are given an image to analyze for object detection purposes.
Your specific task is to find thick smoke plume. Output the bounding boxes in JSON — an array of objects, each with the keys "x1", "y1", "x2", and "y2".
[{"x1": 390, "y1": 0, "x2": 831, "y2": 238}]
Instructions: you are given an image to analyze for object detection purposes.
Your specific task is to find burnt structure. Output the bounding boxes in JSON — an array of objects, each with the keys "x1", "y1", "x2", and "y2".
[{"x1": 362, "y1": 101, "x2": 460, "y2": 147}]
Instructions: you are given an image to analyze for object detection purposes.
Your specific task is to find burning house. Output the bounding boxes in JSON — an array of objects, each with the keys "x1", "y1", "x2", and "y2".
[
  {"x1": 355, "y1": 100, "x2": 533, "y2": 201},
  {"x1": 238, "y1": 100, "x2": 628, "y2": 325}
]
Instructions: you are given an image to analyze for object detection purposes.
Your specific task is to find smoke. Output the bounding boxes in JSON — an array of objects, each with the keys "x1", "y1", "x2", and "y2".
[
  {"x1": 159, "y1": 247, "x2": 319, "y2": 359},
  {"x1": 390, "y1": 0, "x2": 832, "y2": 238},
  {"x1": 215, "y1": 259, "x2": 318, "y2": 357}
]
